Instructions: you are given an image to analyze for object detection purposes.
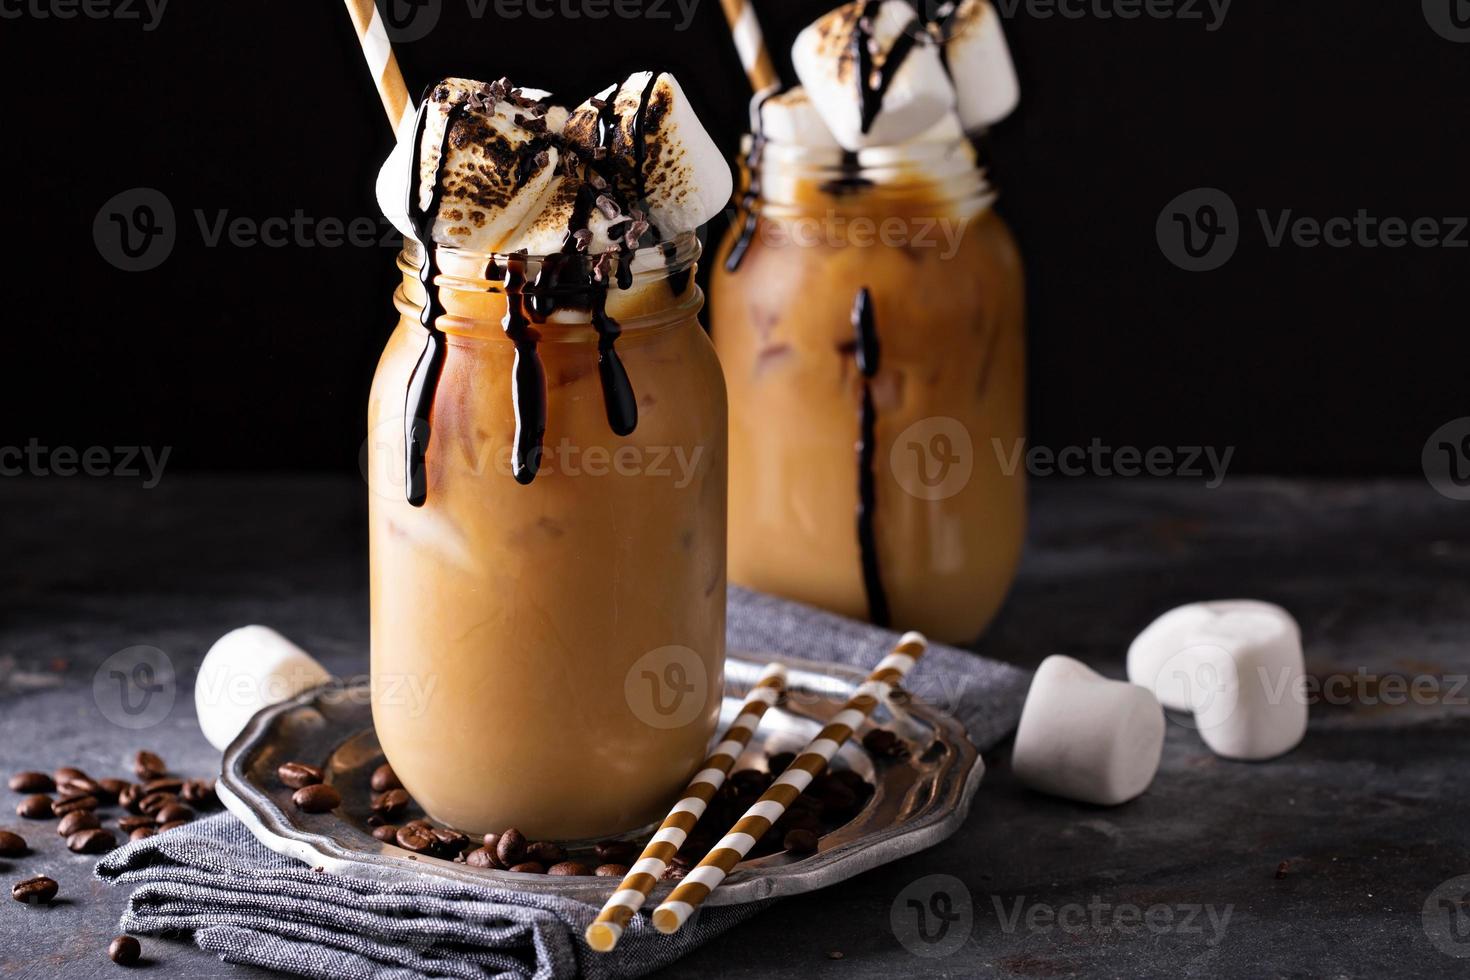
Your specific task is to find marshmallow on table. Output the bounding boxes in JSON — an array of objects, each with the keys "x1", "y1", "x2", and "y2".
[
  {"x1": 195, "y1": 626, "x2": 332, "y2": 751},
  {"x1": 792, "y1": 0, "x2": 957, "y2": 150},
  {"x1": 942, "y1": 0, "x2": 1020, "y2": 131},
  {"x1": 1012, "y1": 655, "x2": 1165, "y2": 806},
  {"x1": 1128, "y1": 601, "x2": 1307, "y2": 761}
]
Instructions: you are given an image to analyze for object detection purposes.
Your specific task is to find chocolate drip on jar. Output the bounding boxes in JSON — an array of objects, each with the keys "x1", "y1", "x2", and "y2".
[
  {"x1": 852, "y1": 287, "x2": 891, "y2": 627},
  {"x1": 726, "y1": 86, "x2": 780, "y2": 273},
  {"x1": 853, "y1": 0, "x2": 925, "y2": 135},
  {"x1": 501, "y1": 254, "x2": 549, "y2": 484}
]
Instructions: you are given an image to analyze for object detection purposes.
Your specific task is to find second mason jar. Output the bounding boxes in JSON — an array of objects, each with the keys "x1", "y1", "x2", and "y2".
[
  {"x1": 712, "y1": 137, "x2": 1025, "y2": 645},
  {"x1": 368, "y1": 233, "x2": 726, "y2": 841}
]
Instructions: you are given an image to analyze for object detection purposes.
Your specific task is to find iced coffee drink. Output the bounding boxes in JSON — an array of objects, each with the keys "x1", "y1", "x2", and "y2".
[
  {"x1": 712, "y1": 0, "x2": 1026, "y2": 644},
  {"x1": 368, "y1": 75, "x2": 733, "y2": 840}
]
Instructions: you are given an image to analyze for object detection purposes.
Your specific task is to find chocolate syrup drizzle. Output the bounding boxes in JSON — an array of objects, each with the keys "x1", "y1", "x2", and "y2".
[
  {"x1": 853, "y1": 0, "x2": 924, "y2": 136},
  {"x1": 401, "y1": 74, "x2": 677, "y2": 498},
  {"x1": 852, "y1": 287, "x2": 891, "y2": 627}
]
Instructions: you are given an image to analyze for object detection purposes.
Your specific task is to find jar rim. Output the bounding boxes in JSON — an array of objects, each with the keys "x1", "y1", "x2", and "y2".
[{"x1": 399, "y1": 229, "x2": 701, "y2": 291}]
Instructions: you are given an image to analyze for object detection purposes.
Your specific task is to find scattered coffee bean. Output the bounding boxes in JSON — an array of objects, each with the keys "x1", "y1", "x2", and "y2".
[
  {"x1": 365, "y1": 813, "x2": 385, "y2": 828},
  {"x1": 783, "y1": 829, "x2": 819, "y2": 855},
  {"x1": 180, "y1": 779, "x2": 217, "y2": 808},
  {"x1": 371, "y1": 789, "x2": 410, "y2": 817},
  {"x1": 143, "y1": 777, "x2": 185, "y2": 796},
  {"x1": 371, "y1": 825, "x2": 400, "y2": 843},
  {"x1": 827, "y1": 950, "x2": 845, "y2": 960},
  {"x1": 118, "y1": 815, "x2": 157, "y2": 833},
  {"x1": 594, "y1": 864, "x2": 628, "y2": 877},
  {"x1": 137, "y1": 792, "x2": 176, "y2": 816},
  {"x1": 496, "y1": 828, "x2": 528, "y2": 866},
  {"x1": 508, "y1": 861, "x2": 545, "y2": 875},
  {"x1": 118, "y1": 784, "x2": 144, "y2": 813},
  {"x1": 767, "y1": 752, "x2": 796, "y2": 776},
  {"x1": 53, "y1": 767, "x2": 88, "y2": 786},
  {"x1": 158, "y1": 820, "x2": 190, "y2": 832},
  {"x1": 292, "y1": 784, "x2": 341, "y2": 814},
  {"x1": 465, "y1": 847, "x2": 498, "y2": 869},
  {"x1": 67, "y1": 828, "x2": 119, "y2": 854},
  {"x1": 431, "y1": 828, "x2": 468, "y2": 853},
  {"x1": 16, "y1": 794, "x2": 53, "y2": 819},
  {"x1": 12, "y1": 875, "x2": 58, "y2": 905},
  {"x1": 370, "y1": 764, "x2": 401, "y2": 793},
  {"x1": 129, "y1": 827, "x2": 157, "y2": 842},
  {"x1": 1276, "y1": 860, "x2": 1291, "y2": 880},
  {"x1": 8, "y1": 771, "x2": 54, "y2": 793},
  {"x1": 277, "y1": 761, "x2": 324, "y2": 789},
  {"x1": 57, "y1": 811, "x2": 102, "y2": 836},
  {"x1": 594, "y1": 839, "x2": 637, "y2": 865},
  {"x1": 108, "y1": 935, "x2": 142, "y2": 966},
  {"x1": 58, "y1": 775, "x2": 103, "y2": 797},
  {"x1": 155, "y1": 804, "x2": 194, "y2": 824},
  {"x1": 396, "y1": 824, "x2": 437, "y2": 853},
  {"x1": 547, "y1": 861, "x2": 592, "y2": 877},
  {"x1": 526, "y1": 841, "x2": 566, "y2": 865},
  {"x1": 54, "y1": 793, "x2": 100, "y2": 816},
  {"x1": 482, "y1": 832, "x2": 500, "y2": 851},
  {"x1": 133, "y1": 751, "x2": 167, "y2": 781},
  {"x1": 404, "y1": 818, "x2": 432, "y2": 830},
  {"x1": 0, "y1": 831, "x2": 28, "y2": 857},
  {"x1": 96, "y1": 778, "x2": 130, "y2": 804}
]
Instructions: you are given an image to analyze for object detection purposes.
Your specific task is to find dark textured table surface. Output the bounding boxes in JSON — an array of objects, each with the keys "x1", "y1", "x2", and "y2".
[{"x1": 2, "y1": 476, "x2": 1467, "y2": 978}]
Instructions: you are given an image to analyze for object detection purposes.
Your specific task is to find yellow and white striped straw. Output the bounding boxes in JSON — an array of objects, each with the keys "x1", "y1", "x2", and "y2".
[
  {"x1": 585, "y1": 663, "x2": 787, "y2": 952},
  {"x1": 652, "y1": 632, "x2": 928, "y2": 935},
  {"x1": 718, "y1": 0, "x2": 779, "y2": 93},
  {"x1": 342, "y1": 0, "x2": 415, "y2": 132}
]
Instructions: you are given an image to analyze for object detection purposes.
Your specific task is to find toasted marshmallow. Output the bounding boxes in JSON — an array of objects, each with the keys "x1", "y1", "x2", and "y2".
[
  {"x1": 942, "y1": 0, "x2": 1020, "y2": 131},
  {"x1": 501, "y1": 175, "x2": 624, "y2": 256},
  {"x1": 792, "y1": 0, "x2": 956, "y2": 150},
  {"x1": 562, "y1": 71, "x2": 732, "y2": 239},
  {"x1": 377, "y1": 78, "x2": 561, "y2": 253},
  {"x1": 758, "y1": 87, "x2": 840, "y2": 148}
]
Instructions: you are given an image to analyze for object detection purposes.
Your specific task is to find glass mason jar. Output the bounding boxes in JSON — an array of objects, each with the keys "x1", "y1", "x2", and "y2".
[
  {"x1": 367, "y1": 233, "x2": 726, "y2": 841},
  {"x1": 711, "y1": 137, "x2": 1025, "y2": 645}
]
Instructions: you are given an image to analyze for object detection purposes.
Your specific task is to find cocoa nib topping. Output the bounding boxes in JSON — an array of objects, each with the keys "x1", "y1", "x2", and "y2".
[
  {"x1": 572, "y1": 228, "x2": 593, "y2": 252},
  {"x1": 625, "y1": 220, "x2": 651, "y2": 248},
  {"x1": 595, "y1": 195, "x2": 621, "y2": 220},
  {"x1": 589, "y1": 97, "x2": 609, "y2": 110},
  {"x1": 516, "y1": 114, "x2": 547, "y2": 133},
  {"x1": 592, "y1": 252, "x2": 614, "y2": 283},
  {"x1": 488, "y1": 77, "x2": 511, "y2": 102}
]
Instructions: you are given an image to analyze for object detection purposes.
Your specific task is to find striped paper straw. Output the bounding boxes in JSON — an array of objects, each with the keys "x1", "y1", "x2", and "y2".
[
  {"x1": 585, "y1": 663, "x2": 787, "y2": 953},
  {"x1": 652, "y1": 632, "x2": 928, "y2": 934},
  {"x1": 718, "y1": 0, "x2": 780, "y2": 93},
  {"x1": 342, "y1": 0, "x2": 415, "y2": 132}
]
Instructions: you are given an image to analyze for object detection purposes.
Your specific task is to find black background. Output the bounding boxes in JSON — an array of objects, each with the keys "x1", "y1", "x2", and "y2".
[{"x1": 1, "y1": 0, "x2": 1466, "y2": 475}]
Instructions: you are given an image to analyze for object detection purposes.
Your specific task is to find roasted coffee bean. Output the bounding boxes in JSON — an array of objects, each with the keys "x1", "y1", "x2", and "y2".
[
  {"x1": 118, "y1": 784, "x2": 145, "y2": 813},
  {"x1": 547, "y1": 861, "x2": 592, "y2": 877},
  {"x1": 730, "y1": 769, "x2": 771, "y2": 793},
  {"x1": 496, "y1": 828, "x2": 528, "y2": 866},
  {"x1": 767, "y1": 752, "x2": 796, "y2": 776},
  {"x1": 0, "y1": 831, "x2": 28, "y2": 857},
  {"x1": 16, "y1": 794, "x2": 53, "y2": 819},
  {"x1": 180, "y1": 779, "x2": 217, "y2": 808},
  {"x1": 143, "y1": 778, "x2": 184, "y2": 796},
  {"x1": 68, "y1": 828, "x2": 119, "y2": 854},
  {"x1": 155, "y1": 804, "x2": 194, "y2": 824},
  {"x1": 370, "y1": 763, "x2": 401, "y2": 793},
  {"x1": 129, "y1": 827, "x2": 157, "y2": 842},
  {"x1": 57, "y1": 811, "x2": 102, "y2": 836},
  {"x1": 292, "y1": 784, "x2": 341, "y2": 814},
  {"x1": 276, "y1": 762, "x2": 324, "y2": 790},
  {"x1": 431, "y1": 828, "x2": 468, "y2": 856},
  {"x1": 830, "y1": 769, "x2": 869, "y2": 796},
  {"x1": 594, "y1": 864, "x2": 628, "y2": 877},
  {"x1": 158, "y1": 820, "x2": 190, "y2": 832},
  {"x1": 465, "y1": 847, "x2": 498, "y2": 869},
  {"x1": 53, "y1": 767, "x2": 88, "y2": 786},
  {"x1": 117, "y1": 815, "x2": 156, "y2": 833},
  {"x1": 371, "y1": 824, "x2": 400, "y2": 843},
  {"x1": 133, "y1": 751, "x2": 167, "y2": 781},
  {"x1": 137, "y1": 792, "x2": 177, "y2": 816},
  {"x1": 482, "y1": 832, "x2": 500, "y2": 851},
  {"x1": 594, "y1": 839, "x2": 637, "y2": 866},
  {"x1": 371, "y1": 789, "x2": 410, "y2": 817},
  {"x1": 404, "y1": 818, "x2": 432, "y2": 830},
  {"x1": 395, "y1": 824, "x2": 436, "y2": 853},
  {"x1": 526, "y1": 841, "x2": 566, "y2": 865},
  {"x1": 12, "y1": 875, "x2": 58, "y2": 904},
  {"x1": 95, "y1": 778, "x2": 130, "y2": 804},
  {"x1": 58, "y1": 776, "x2": 103, "y2": 797},
  {"x1": 508, "y1": 861, "x2": 545, "y2": 874},
  {"x1": 783, "y1": 829, "x2": 819, "y2": 855},
  {"x1": 365, "y1": 813, "x2": 386, "y2": 828},
  {"x1": 109, "y1": 935, "x2": 142, "y2": 966},
  {"x1": 9, "y1": 771, "x2": 54, "y2": 793},
  {"x1": 54, "y1": 793, "x2": 100, "y2": 816},
  {"x1": 813, "y1": 779, "x2": 857, "y2": 816},
  {"x1": 861, "y1": 729, "x2": 906, "y2": 758}
]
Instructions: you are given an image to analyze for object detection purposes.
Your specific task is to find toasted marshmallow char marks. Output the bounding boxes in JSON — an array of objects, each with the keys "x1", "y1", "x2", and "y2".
[
  {"x1": 792, "y1": 0, "x2": 955, "y2": 150},
  {"x1": 941, "y1": 0, "x2": 1020, "y2": 131},
  {"x1": 758, "y1": 87, "x2": 841, "y2": 148}
]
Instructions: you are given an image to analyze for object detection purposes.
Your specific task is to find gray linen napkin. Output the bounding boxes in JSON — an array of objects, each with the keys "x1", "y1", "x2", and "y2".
[{"x1": 96, "y1": 587, "x2": 1030, "y2": 980}]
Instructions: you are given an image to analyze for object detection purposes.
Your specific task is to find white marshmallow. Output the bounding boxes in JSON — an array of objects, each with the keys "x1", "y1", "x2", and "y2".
[
  {"x1": 377, "y1": 78, "x2": 562, "y2": 253},
  {"x1": 561, "y1": 72, "x2": 733, "y2": 240},
  {"x1": 942, "y1": 0, "x2": 1020, "y2": 131},
  {"x1": 757, "y1": 87, "x2": 840, "y2": 148},
  {"x1": 792, "y1": 0, "x2": 956, "y2": 150},
  {"x1": 1012, "y1": 655, "x2": 1165, "y2": 806},
  {"x1": 195, "y1": 626, "x2": 332, "y2": 751},
  {"x1": 1128, "y1": 601, "x2": 1307, "y2": 761}
]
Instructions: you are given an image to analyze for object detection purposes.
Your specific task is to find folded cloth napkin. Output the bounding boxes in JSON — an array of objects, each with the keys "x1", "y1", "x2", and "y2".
[{"x1": 97, "y1": 587, "x2": 1030, "y2": 980}]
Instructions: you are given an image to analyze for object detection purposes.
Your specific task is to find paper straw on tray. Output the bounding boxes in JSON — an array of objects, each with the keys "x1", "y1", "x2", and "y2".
[
  {"x1": 652, "y1": 632, "x2": 928, "y2": 934},
  {"x1": 719, "y1": 0, "x2": 780, "y2": 93},
  {"x1": 585, "y1": 662, "x2": 788, "y2": 953},
  {"x1": 342, "y1": 0, "x2": 414, "y2": 132}
]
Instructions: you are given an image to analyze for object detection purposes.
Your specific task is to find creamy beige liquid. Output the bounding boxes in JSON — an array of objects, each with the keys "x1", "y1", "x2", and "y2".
[
  {"x1": 712, "y1": 149, "x2": 1025, "y2": 644},
  {"x1": 368, "y1": 248, "x2": 727, "y2": 840}
]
